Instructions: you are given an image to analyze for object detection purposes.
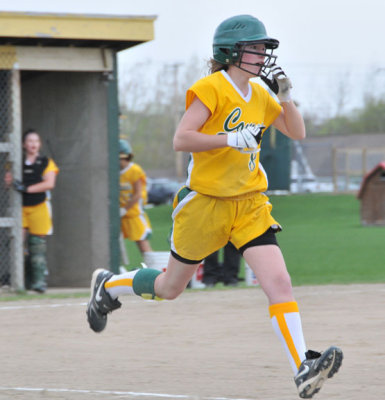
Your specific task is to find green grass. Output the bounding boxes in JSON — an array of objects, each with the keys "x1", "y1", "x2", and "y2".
[
  {"x1": 3, "y1": 194, "x2": 383, "y2": 301},
  {"x1": 125, "y1": 194, "x2": 385, "y2": 285},
  {"x1": 270, "y1": 194, "x2": 385, "y2": 285}
]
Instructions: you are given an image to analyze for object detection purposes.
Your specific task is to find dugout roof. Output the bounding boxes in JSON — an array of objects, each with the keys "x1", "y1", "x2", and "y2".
[{"x1": 0, "y1": 11, "x2": 156, "y2": 50}]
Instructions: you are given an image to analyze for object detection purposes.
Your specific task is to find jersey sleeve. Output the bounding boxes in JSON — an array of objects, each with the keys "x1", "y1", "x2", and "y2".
[
  {"x1": 186, "y1": 76, "x2": 218, "y2": 114},
  {"x1": 132, "y1": 164, "x2": 146, "y2": 184},
  {"x1": 43, "y1": 158, "x2": 59, "y2": 176}
]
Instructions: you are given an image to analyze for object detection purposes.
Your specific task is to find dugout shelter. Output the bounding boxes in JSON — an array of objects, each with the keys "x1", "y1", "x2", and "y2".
[
  {"x1": 0, "y1": 11, "x2": 155, "y2": 289},
  {"x1": 260, "y1": 126, "x2": 291, "y2": 191}
]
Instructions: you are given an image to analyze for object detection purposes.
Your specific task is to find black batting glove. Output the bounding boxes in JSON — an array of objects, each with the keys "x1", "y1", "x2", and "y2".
[
  {"x1": 13, "y1": 179, "x2": 27, "y2": 193},
  {"x1": 260, "y1": 64, "x2": 293, "y2": 103}
]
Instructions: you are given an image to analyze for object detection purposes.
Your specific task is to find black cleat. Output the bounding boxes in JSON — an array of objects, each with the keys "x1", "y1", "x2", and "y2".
[
  {"x1": 294, "y1": 346, "x2": 343, "y2": 398},
  {"x1": 86, "y1": 269, "x2": 121, "y2": 333}
]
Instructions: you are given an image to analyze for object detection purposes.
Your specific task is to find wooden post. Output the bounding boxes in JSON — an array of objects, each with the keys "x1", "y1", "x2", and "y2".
[
  {"x1": 362, "y1": 147, "x2": 367, "y2": 176},
  {"x1": 332, "y1": 147, "x2": 337, "y2": 192}
]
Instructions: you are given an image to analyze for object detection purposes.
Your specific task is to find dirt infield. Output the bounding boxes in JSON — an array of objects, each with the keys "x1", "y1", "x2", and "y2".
[{"x1": 0, "y1": 284, "x2": 384, "y2": 400}]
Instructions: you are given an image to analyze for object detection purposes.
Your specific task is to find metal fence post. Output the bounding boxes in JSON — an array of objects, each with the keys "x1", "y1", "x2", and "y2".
[
  {"x1": 10, "y1": 69, "x2": 23, "y2": 290},
  {"x1": 0, "y1": 47, "x2": 23, "y2": 291}
]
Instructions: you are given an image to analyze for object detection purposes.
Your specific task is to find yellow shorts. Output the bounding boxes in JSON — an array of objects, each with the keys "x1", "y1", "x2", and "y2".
[
  {"x1": 170, "y1": 188, "x2": 280, "y2": 261},
  {"x1": 22, "y1": 201, "x2": 53, "y2": 236},
  {"x1": 121, "y1": 213, "x2": 152, "y2": 241}
]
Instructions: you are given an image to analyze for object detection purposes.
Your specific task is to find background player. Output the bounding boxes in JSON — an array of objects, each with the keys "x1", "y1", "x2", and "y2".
[
  {"x1": 203, "y1": 242, "x2": 242, "y2": 287},
  {"x1": 87, "y1": 15, "x2": 343, "y2": 399},
  {"x1": 119, "y1": 139, "x2": 153, "y2": 262},
  {"x1": 5, "y1": 129, "x2": 59, "y2": 292}
]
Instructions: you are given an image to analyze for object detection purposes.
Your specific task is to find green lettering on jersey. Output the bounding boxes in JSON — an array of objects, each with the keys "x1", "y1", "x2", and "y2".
[
  {"x1": 249, "y1": 153, "x2": 257, "y2": 171},
  {"x1": 224, "y1": 108, "x2": 244, "y2": 132}
]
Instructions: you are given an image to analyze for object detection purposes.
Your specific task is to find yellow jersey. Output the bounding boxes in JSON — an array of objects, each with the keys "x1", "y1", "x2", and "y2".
[
  {"x1": 120, "y1": 162, "x2": 147, "y2": 218},
  {"x1": 185, "y1": 70, "x2": 281, "y2": 197}
]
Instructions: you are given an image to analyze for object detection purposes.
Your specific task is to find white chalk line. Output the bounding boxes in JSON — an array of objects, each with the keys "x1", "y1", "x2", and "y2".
[
  {"x1": 0, "y1": 386, "x2": 252, "y2": 400},
  {"x1": 0, "y1": 298, "x2": 143, "y2": 311},
  {"x1": 0, "y1": 301, "x2": 87, "y2": 310}
]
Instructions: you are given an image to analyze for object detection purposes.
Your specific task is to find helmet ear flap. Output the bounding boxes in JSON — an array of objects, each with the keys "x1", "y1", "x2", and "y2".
[
  {"x1": 215, "y1": 46, "x2": 241, "y2": 64},
  {"x1": 214, "y1": 46, "x2": 239, "y2": 64}
]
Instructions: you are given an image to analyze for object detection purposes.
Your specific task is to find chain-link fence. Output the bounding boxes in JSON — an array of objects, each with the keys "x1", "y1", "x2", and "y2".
[{"x1": 0, "y1": 46, "x2": 23, "y2": 291}]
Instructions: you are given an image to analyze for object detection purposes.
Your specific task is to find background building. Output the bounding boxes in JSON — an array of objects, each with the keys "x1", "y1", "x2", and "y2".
[{"x1": 0, "y1": 11, "x2": 155, "y2": 288}]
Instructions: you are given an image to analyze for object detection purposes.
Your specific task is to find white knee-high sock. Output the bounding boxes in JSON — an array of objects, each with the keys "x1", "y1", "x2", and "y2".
[
  {"x1": 104, "y1": 270, "x2": 139, "y2": 299},
  {"x1": 269, "y1": 301, "x2": 307, "y2": 374}
]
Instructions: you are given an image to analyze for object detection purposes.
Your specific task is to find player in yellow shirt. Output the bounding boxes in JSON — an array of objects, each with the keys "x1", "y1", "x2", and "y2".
[
  {"x1": 119, "y1": 139, "x2": 152, "y2": 255},
  {"x1": 5, "y1": 129, "x2": 59, "y2": 292},
  {"x1": 87, "y1": 15, "x2": 342, "y2": 398}
]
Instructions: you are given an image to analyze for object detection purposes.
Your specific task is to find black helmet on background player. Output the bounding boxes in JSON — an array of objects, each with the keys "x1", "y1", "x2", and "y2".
[{"x1": 213, "y1": 15, "x2": 279, "y2": 76}]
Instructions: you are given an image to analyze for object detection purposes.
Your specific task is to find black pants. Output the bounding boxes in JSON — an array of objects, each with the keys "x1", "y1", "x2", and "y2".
[{"x1": 203, "y1": 242, "x2": 241, "y2": 285}]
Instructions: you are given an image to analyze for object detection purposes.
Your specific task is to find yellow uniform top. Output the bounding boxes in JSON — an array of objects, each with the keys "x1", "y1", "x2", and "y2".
[
  {"x1": 120, "y1": 162, "x2": 147, "y2": 218},
  {"x1": 45, "y1": 158, "x2": 59, "y2": 175},
  {"x1": 185, "y1": 70, "x2": 282, "y2": 197}
]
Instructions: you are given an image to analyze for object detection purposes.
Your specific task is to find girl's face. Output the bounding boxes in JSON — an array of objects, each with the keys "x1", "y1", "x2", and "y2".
[
  {"x1": 23, "y1": 132, "x2": 41, "y2": 155},
  {"x1": 119, "y1": 157, "x2": 129, "y2": 170},
  {"x1": 239, "y1": 43, "x2": 266, "y2": 76}
]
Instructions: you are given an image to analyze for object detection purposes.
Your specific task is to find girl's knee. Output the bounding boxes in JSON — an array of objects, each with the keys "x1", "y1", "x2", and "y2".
[
  {"x1": 160, "y1": 288, "x2": 183, "y2": 300},
  {"x1": 156, "y1": 282, "x2": 186, "y2": 300},
  {"x1": 265, "y1": 272, "x2": 293, "y2": 300},
  {"x1": 276, "y1": 273, "x2": 293, "y2": 292}
]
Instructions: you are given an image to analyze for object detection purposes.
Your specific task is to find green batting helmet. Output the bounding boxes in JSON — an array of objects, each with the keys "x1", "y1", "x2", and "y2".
[
  {"x1": 213, "y1": 15, "x2": 279, "y2": 65},
  {"x1": 119, "y1": 139, "x2": 132, "y2": 157}
]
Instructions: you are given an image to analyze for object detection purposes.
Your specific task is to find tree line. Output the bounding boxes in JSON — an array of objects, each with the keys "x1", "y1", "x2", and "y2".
[
  {"x1": 304, "y1": 96, "x2": 385, "y2": 136},
  {"x1": 118, "y1": 58, "x2": 385, "y2": 174}
]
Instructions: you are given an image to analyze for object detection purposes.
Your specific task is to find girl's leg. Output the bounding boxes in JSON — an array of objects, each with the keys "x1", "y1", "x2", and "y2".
[
  {"x1": 23, "y1": 229, "x2": 32, "y2": 289},
  {"x1": 243, "y1": 244, "x2": 293, "y2": 304},
  {"x1": 105, "y1": 253, "x2": 198, "y2": 300},
  {"x1": 154, "y1": 256, "x2": 199, "y2": 299},
  {"x1": 243, "y1": 245, "x2": 306, "y2": 374},
  {"x1": 244, "y1": 244, "x2": 343, "y2": 398},
  {"x1": 28, "y1": 234, "x2": 48, "y2": 293},
  {"x1": 136, "y1": 239, "x2": 152, "y2": 254},
  {"x1": 86, "y1": 254, "x2": 199, "y2": 332}
]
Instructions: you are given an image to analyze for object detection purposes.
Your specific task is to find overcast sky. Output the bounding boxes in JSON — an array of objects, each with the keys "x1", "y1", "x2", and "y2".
[{"x1": 2, "y1": 0, "x2": 385, "y2": 118}]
